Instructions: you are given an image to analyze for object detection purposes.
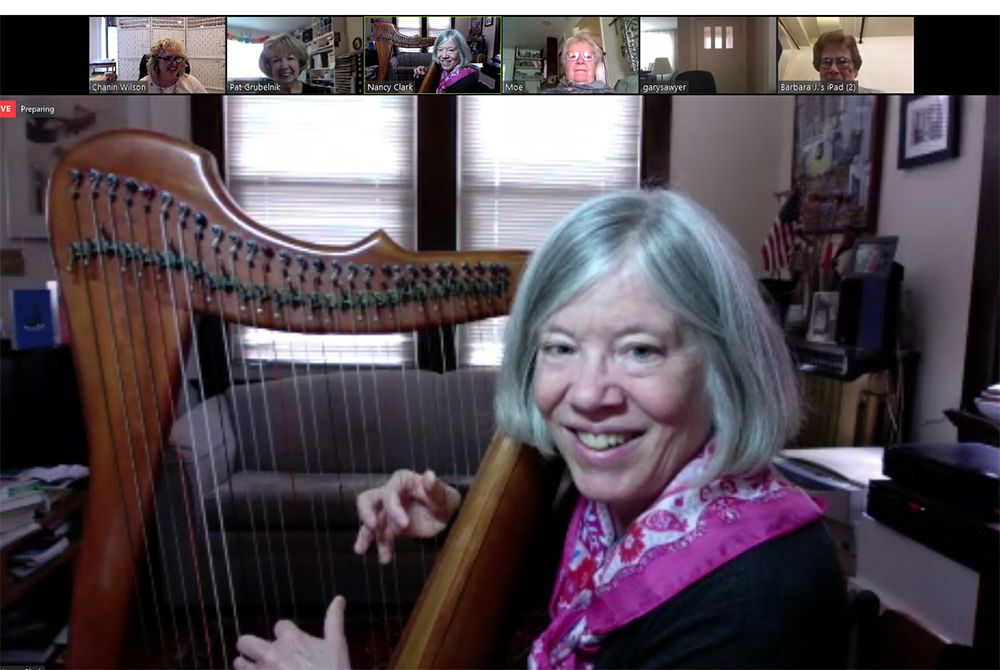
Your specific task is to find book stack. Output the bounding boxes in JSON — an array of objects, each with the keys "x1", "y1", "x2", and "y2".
[
  {"x1": 0, "y1": 480, "x2": 46, "y2": 549},
  {"x1": 0, "y1": 599, "x2": 69, "y2": 665}
]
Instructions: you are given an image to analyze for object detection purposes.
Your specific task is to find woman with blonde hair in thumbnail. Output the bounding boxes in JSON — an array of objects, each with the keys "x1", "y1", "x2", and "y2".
[
  {"x1": 542, "y1": 32, "x2": 615, "y2": 94},
  {"x1": 140, "y1": 38, "x2": 208, "y2": 93},
  {"x1": 813, "y1": 30, "x2": 883, "y2": 93},
  {"x1": 412, "y1": 29, "x2": 479, "y2": 93},
  {"x1": 259, "y1": 33, "x2": 329, "y2": 94}
]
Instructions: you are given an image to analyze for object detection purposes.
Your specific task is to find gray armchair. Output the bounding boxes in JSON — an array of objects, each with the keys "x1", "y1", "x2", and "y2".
[{"x1": 389, "y1": 51, "x2": 433, "y2": 81}]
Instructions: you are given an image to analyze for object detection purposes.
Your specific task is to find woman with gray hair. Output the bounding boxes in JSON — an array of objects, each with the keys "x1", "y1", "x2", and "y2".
[
  {"x1": 412, "y1": 29, "x2": 479, "y2": 93},
  {"x1": 140, "y1": 38, "x2": 207, "y2": 93},
  {"x1": 235, "y1": 190, "x2": 849, "y2": 669},
  {"x1": 541, "y1": 33, "x2": 615, "y2": 94}
]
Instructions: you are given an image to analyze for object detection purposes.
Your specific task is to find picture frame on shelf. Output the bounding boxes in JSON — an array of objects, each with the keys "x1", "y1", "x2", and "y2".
[
  {"x1": 847, "y1": 236, "x2": 898, "y2": 279},
  {"x1": 898, "y1": 95, "x2": 961, "y2": 169},
  {"x1": 807, "y1": 291, "x2": 840, "y2": 345}
]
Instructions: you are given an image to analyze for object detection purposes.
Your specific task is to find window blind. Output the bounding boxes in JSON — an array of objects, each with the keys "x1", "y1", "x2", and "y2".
[
  {"x1": 457, "y1": 96, "x2": 641, "y2": 366},
  {"x1": 225, "y1": 97, "x2": 416, "y2": 364}
]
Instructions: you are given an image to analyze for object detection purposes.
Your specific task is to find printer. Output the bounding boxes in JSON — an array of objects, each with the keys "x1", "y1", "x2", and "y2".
[{"x1": 773, "y1": 446, "x2": 886, "y2": 575}]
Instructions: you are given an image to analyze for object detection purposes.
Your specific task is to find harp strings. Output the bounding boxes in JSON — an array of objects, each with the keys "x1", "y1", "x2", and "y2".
[
  {"x1": 120, "y1": 181, "x2": 195, "y2": 662},
  {"x1": 157, "y1": 191, "x2": 237, "y2": 668},
  {"x1": 68, "y1": 171, "x2": 157, "y2": 662},
  {"x1": 138, "y1": 184, "x2": 207, "y2": 664}
]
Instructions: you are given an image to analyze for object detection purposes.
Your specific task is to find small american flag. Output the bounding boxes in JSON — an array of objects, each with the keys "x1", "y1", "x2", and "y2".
[{"x1": 761, "y1": 190, "x2": 802, "y2": 275}]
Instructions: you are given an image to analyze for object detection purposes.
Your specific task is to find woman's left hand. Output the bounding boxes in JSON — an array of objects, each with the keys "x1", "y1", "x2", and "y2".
[{"x1": 234, "y1": 596, "x2": 352, "y2": 669}]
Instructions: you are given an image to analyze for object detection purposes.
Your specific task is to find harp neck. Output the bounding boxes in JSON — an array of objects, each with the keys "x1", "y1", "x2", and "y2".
[
  {"x1": 48, "y1": 130, "x2": 528, "y2": 334},
  {"x1": 373, "y1": 21, "x2": 437, "y2": 82}
]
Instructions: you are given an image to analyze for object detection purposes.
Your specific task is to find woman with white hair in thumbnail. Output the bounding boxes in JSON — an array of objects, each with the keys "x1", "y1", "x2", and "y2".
[
  {"x1": 412, "y1": 28, "x2": 479, "y2": 93},
  {"x1": 234, "y1": 189, "x2": 849, "y2": 669},
  {"x1": 259, "y1": 33, "x2": 329, "y2": 94},
  {"x1": 542, "y1": 32, "x2": 615, "y2": 94},
  {"x1": 140, "y1": 38, "x2": 208, "y2": 94}
]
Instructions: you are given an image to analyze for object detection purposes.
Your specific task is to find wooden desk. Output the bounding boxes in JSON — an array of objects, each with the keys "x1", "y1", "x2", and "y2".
[{"x1": 1, "y1": 489, "x2": 87, "y2": 610}]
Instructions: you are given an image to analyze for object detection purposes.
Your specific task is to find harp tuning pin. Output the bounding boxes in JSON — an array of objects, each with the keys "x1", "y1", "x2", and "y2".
[
  {"x1": 487, "y1": 262, "x2": 496, "y2": 274},
  {"x1": 346, "y1": 262, "x2": 357, "y2": 278},
  {"x1": 107, "y1": 173, "x2": 120, "y2": 189},
  {"x1": 279, "y1": 250, "x2": 291, "y2": 265},
  {"x1": 211, "y1": 225, "x2": 225, "y2": 251},
  {"x1": 125, "y1": 178, "x2": 139, "y2": 193},
  {"x1": 313, "y1": 258, "x2": 326, "y2": 273},
  {"x1": 178, "y1": 203, "x2": 191, "y2": 216},
  {"x1": 382, "y1": 263, "x2": 392, "y2": 276},
  {"x1": 141, "y1": 185, "x2": 155, "y2": 200},
  {"x1": 68, "y1": 169, "x2": 82, "y2": 185},
  {"x1": 194, "y1": 212, "x2": 208, "y2": 226},
  {"x1": 297, "y1": 254, "x2": 308, "y2": 269},
  {"x1": 88, "y1": 169, "x2": 102, "y2": 184},
  {"x1": 363, "y1": 263, "x2": 373, "y2": 276},
  {"x1": 475, "y1": 262, "x2": 484, "y2": 274},
  {"x1": 261, "y1": 245, "x2": 275, "y2": 260},
  {"x1": 421, "y1": 264, "x2": 431, "y2": 276},
  {"x1": 330, "y1": 261, "x2": 341, "y2": 277},
  {"x1": 161, "y1": 191, "x2": 173, "y2": 206},
  {"x1": 461, "y1": 262, "x2": 471, "y2": 273},
  {"x1": 407, "y1": 264, "x2": 418, "y2": 278},
  {"x1": 246, "y1": 240, "x2": 259, "y2": 264},
  {"x1": 446, "y1": 262, "x2": 456, "y2": 276}
]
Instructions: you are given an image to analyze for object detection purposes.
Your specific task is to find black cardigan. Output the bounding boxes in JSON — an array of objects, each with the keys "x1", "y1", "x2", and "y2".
[{"x1": 593, "y1": 520, "x2": 850, "y2": 669}]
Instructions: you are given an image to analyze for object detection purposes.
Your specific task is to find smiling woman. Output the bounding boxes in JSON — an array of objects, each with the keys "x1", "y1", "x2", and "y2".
[
  {"x1": 235, "y1": 190, "x2": 850, "y2": 669},
  {"x1": 140, "y1": 37, "x2": 208, "y2": 93},
  {"x1": 258, "y1": 33, "x2": 329, "y2": 94}
]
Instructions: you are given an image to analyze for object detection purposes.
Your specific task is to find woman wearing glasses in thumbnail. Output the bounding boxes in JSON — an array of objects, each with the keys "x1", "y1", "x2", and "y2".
[
  {"x1": 412, "y1": 29, "x2": 479, "y2": 93},
  {"x1": 813, "y1": 30, "x2": 883, "y2": 93},
  {"x1": 542, "y1": 33, "x2": 615, "y2": 94},
  {"x1": 259, "y1": 33, "x2": 329, "y2": 94},
  {"x1": 140, "y1": 38, "x2": 208, "y2": 94}
]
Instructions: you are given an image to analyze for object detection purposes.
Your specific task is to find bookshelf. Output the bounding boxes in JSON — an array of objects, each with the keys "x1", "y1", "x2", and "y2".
[
  {"x1": 513, "y1": 47, "x2": 544, "y2": 93},
  {"x1": 1, "y1": 489, "x2": 87, "y2": 611}
]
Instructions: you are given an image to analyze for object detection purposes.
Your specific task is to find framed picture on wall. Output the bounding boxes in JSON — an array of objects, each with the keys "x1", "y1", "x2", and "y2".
[
  {"x1": 2, "y1": 98, "x2": 151, "y2": 240},
  {"x1": 470, "y1": 17, "x2": 482, "y2": 34},
  {"x1": 898, "y1": 95, "x2": 961, "y2": 169},
  {"x1": 485, "y1": 17, "x2": 493, "y2": 27},
  {"x1": 792, "y1": 96, "x2": 886, "y2": 233}
]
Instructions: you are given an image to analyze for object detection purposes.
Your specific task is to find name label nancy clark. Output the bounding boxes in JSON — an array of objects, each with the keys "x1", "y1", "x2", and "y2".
[{"x1": 366, "y1": 82, "x2": 415, "y2": 93}]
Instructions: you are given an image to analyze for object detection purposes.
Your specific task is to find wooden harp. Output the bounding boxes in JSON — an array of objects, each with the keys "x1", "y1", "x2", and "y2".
[
  {"x1": 48, "y1": 130, "x2": 563, "y2": 668},
  {"x1": 372, "y1": 21, "x2": 438, "y2": 90}
]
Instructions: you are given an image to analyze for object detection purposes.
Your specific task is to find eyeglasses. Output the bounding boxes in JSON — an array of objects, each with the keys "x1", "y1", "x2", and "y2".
[
  {"x1": 157, "y1": 56, "x2": 185, "y2": 64},
  {"x1": 567, "y1": 52, "x2": 595, "y2": 62},
  {"x1": 820, "y1": 57, "x2": 853, "y2": 70}
]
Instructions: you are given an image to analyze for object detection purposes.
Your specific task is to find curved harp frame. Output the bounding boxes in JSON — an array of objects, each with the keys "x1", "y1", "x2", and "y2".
[
  {"x1": 373, "y1": 20, "x2": 441, "y2": 93},
  {"x1": 48, "y1": 130, "x2": 563, "y2": 669}
]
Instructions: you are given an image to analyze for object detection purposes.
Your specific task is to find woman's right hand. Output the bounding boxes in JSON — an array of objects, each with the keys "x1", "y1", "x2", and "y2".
[
  {"x1": 413, "y1": 66, "x2": 428, "y2": 78},
  {"x1": 355, "y1": 470, "x2": 461, "y2": 565}
]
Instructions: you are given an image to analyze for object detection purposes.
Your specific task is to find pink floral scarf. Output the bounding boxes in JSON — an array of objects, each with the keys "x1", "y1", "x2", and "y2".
[
  {"x1": 529, "y1": 442, "x2": 824, "y2": 670},
  {"x1": 436, "y1": 65, "x2": 477, "y2": 93}
]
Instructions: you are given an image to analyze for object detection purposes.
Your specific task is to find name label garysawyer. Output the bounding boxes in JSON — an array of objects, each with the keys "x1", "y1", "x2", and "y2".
[
  {"x1": 778, "y1": 81, "x2": 861, "y2": 93},
  {"x1": 641, "y1": 82, "x2": 689, "y2": 94},
  {"x1": 90, "y1": 81, "x2": 148, "y2": 94}
]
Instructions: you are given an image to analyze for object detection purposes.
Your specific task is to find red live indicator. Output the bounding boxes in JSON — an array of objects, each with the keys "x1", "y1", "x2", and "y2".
[{"x1": 0, "y1": 101, "x2": 15, "y2": 118}]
